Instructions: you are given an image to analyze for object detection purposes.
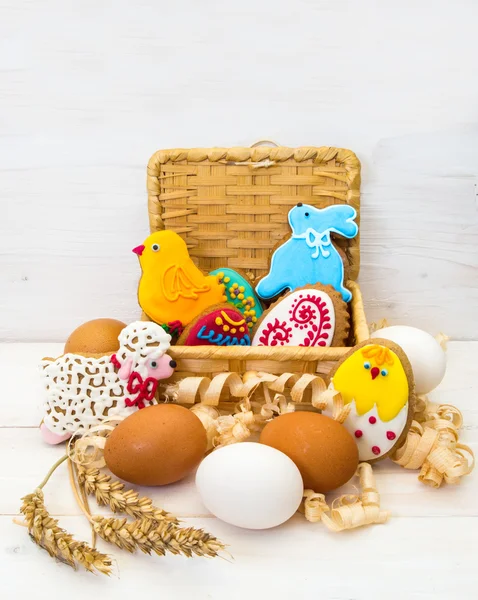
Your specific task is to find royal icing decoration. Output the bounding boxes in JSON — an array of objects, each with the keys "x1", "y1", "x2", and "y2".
[
  {"x1": 210, "y1": 268, "x2": 263, "y2": 328},
  {"x1": 133, "y1": 230, "x2": 226, "y2": 326},
  {"x1": 252, "y1": 289, "x2": 335, "y2": 347},
  {"x1": 180, "y1": 306, "x2": 251, "y2": 346},
  {"x1": 329, "y1": 344, "x2": 410, "y2": 461},
  {"x1": 255, "y1": 203, "x2": 358, "y2": 302},
  {"x1": 40, "y1": 322, "x2": 176, "y2": 444}
]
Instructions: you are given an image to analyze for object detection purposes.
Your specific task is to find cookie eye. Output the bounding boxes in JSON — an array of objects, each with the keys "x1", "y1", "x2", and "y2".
[
  {"x1": 363, "y1": 362, "x2": 371, "y2": 370},
  {"x1": 150, "y1": 360, "x2": 158, "y2": 368},
  {"x1": 381, "y1": 369, "x2": 388, "y2": 377},
  {"x1": 151, "y1": 243, "x2": 160, "y2": 252},
  {"x1": 304, "y1": 212, "x2": 310, "y2": 217}
]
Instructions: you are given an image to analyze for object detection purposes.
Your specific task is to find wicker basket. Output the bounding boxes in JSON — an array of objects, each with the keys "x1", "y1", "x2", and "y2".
[{"x1": 146, "y1": 143, "x2": 369, "y2": 399}]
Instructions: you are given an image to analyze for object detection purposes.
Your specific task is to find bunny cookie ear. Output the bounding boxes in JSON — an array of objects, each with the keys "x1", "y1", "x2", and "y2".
[{"x1": 325, "y1": 205, "x2": 358, "y2": 239}]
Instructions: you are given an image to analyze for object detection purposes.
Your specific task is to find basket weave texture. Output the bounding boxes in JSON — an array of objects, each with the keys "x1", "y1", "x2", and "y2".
[
  {"x1": 147, "y1": 145, "x2": 361, "y2": 280},
  {"x1": 146, "y1": 145, "x2": 367, "y2": 389}
]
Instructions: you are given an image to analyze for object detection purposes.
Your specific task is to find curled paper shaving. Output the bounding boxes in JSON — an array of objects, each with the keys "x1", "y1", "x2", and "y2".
[
  {"x1": 325, "y1": 389, "x2": 352, "y2": 424},
  {"x1": 435, "y1": 332, "x2": 449, "y2": 350},
  {"x1": 163, "y1": 370, "x2": 328, "y2": 448},
  {"x1": 165, "y1": 371, "x2": 353, "y2": 449},
  {"x1": 302, "y1": 463, "x2": 390, "y2": 532},
  {"x1": 162, "y1": 370, "x2": 328, "y2": 409},
  {"x1": 190, "y1": 405, "x2": 219, "y2": 450},
  {"x1": 260, "y1": 392, "x2": 295, "y2": 421},
  {"x1": 67, "y1": 419, "x2": 124, "y2": 469},
  {"x1": 214, "y1": 408, "x2": 259, "y2": 447},
  {"x1": 392, "y1": 397, "x2": 474, "y2": 487},
  {"x1": 368, "y1": 318, "x2": 390, "y2": 334},
  {"x1": 191, "y1": 391, "x2": 295, "y2": 450}
]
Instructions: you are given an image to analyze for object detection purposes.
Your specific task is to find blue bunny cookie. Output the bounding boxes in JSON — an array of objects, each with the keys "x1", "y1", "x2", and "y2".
[{"x1": 256, "y1": 203, "x2": 358, "y2": 302}]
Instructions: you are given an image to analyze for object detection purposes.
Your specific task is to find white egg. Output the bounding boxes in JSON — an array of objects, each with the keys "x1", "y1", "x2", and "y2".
[
  {"x1": 371, "y1": 325, "x2": 446, "y2": 394},
  {"x1": 195, "y1": 442, "x2": 304, "y2": 530}
]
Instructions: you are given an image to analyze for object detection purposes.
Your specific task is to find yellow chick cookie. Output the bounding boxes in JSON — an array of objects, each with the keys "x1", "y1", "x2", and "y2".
[
  {"x1": 133, "y1": 231, "x2": 226, "y2": 326},
  {"x1": 329, "y1": 340, "x2": 414, "y2": 462}
]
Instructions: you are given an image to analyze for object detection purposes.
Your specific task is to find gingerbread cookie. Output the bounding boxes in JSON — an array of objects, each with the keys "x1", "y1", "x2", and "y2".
[
  {"x1": 251, "y1": 284, "x2": 349, "y2": 347},
  {"x1": 255, "y1": 203, "x2": 358, "y2": 302},
  {"x1": 177, "y1": 304, "x2": 251, "y2": 346},
  {"x1": 210, "y1": 267, "x2": 264, "y2": 328},
  {"x1": 133, "y1": 230, "x2": 226, "y2": 326},
  {"x1": 328, "y1": 339, "x2": 415, "y2": 462},
  {"x1": 40, "y1": 321, "x2": 176, "y2": 444}
]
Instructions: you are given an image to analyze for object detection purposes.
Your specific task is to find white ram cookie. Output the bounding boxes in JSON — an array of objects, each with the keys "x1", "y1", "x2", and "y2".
[
  {"x1": 40, "y1": 321, "x2": 176, "y2": 444},
  {"x1": 115, "y1": 321, "x2": 172, "y2": 378}
]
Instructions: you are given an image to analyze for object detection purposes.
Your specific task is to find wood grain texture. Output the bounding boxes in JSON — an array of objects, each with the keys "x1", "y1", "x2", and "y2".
[
  {"x1": 0, "y1": 0, "x2": 477, "y2": 341},
  {"x1": 1, "y1": 341, "x2": 477, "y2": 598}
]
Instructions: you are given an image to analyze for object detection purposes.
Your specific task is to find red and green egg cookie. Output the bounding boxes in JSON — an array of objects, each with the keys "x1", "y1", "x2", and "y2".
[
  {"x1": 177, "y1": 304, "x2": 251, "y2": 346},
  {"x1": 210, "y1": 268, "x2": 263, "y2": 330}
]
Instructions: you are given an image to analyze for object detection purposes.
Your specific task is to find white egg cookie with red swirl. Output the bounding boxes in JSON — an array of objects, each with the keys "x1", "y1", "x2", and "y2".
[{"x1": 251, "y1": 284, "x2": 349, "y2": 347}]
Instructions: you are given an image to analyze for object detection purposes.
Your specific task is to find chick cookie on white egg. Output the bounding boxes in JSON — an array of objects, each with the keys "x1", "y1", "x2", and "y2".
[{"x1": 327, "y1": 339, "x2": 416, "y2": 462}]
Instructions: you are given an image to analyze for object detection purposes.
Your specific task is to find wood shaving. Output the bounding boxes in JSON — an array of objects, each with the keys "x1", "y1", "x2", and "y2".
[
  {"x1": 191, "y1": 389, "x2": 298, "y2": 449},
  {"x1": 392, "y1": 396, "x2": 474, "y2": 487},
  {"x1": 161, "y1": 370, "x2": 326, "y2": 409},
  {"x1": 435, "y1": 332, "x2": 450, "y2": 350},
  {"x1": 302, "y1": 463, "x2": 390, "y2": 531},
  {"x1": 368, "y1": 318, "x2": 390, "y2": 334},
  {"x1": 165, "y1": 370, "x2": 327, "y2": 447}
]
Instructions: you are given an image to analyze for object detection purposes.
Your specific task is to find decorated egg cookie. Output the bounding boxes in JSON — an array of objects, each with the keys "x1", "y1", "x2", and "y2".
[
  {"x1": 251, "y1": 284, "x2": 349, "y2": 347},
  {"x1": 210, "y1": 267, "x2": 263, "y2": 328},
  {"x1": 177, "y1": 304, "x2": 251, "y2": 346},
  {"x1": 133, "y1": 230, "x2": 226, "y2": 326},
  {"x1": 328, "y1": 339, "x2": 415, "y2": 462},
  {"x1": 255, "y1": 203, "x2": 358, "y2": 302}
]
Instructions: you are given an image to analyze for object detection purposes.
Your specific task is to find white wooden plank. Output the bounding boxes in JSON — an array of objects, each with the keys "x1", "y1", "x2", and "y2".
[
  {"x1": 0, "y1": 343, "x2": 63, "y2": 427},
  {"x1": 2, "y1": 515, "x2": 477, "y2": 600},
  {"x1": 1, "y1": 1, "x2": 478, "y2": 340}
]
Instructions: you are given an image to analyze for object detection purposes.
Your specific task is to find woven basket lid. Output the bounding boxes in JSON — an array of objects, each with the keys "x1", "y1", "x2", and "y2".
[{"x1": 147, "y1": 144, "x2": 361, "y2": 280}]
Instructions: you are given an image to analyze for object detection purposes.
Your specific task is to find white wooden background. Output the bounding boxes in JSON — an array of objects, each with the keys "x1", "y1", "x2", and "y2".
[{"x1": 1, "y1": 1, "x2": 478, "y2": 341}]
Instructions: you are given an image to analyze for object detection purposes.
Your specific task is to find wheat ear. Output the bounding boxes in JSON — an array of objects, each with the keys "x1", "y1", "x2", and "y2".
[
  {"x1": 77, "y1": 466, "x2": 179, "y2": 524},
  {"x1": 19, "y1": 484, "x2": 112, "y2": 575},
  {"x1": 71, "y1": 464, "x2": 226, "y2": 560},
  {"x1": 92, "y1": 516, "x2": 225, "y2": 558}
]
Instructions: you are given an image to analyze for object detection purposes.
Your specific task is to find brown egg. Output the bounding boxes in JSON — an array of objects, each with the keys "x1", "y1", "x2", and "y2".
[
  {"x1": 104, "y1": 404, "x2": 207, "y2": 486},
  {"x1": 260, "y1": 412, "x2": 358, "y2": 493},
  {"x1": 64, "y1": 318, "x2": 127, "y2": 354}
]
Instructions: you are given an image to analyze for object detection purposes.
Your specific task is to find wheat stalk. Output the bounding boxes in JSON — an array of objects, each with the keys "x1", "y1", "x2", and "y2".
[
  {"x1": 19, "y1": 489, "x2": 112, "y2": 575},
  {"x1": 73, "y1": 464, "x2": 226, "y2": 559},
  {"x1": 77, "y1": 466, "x2": 179, "y2": 524},
  {"x1": 92, "y1": 515, "x2": 225, "y2": 558}
]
